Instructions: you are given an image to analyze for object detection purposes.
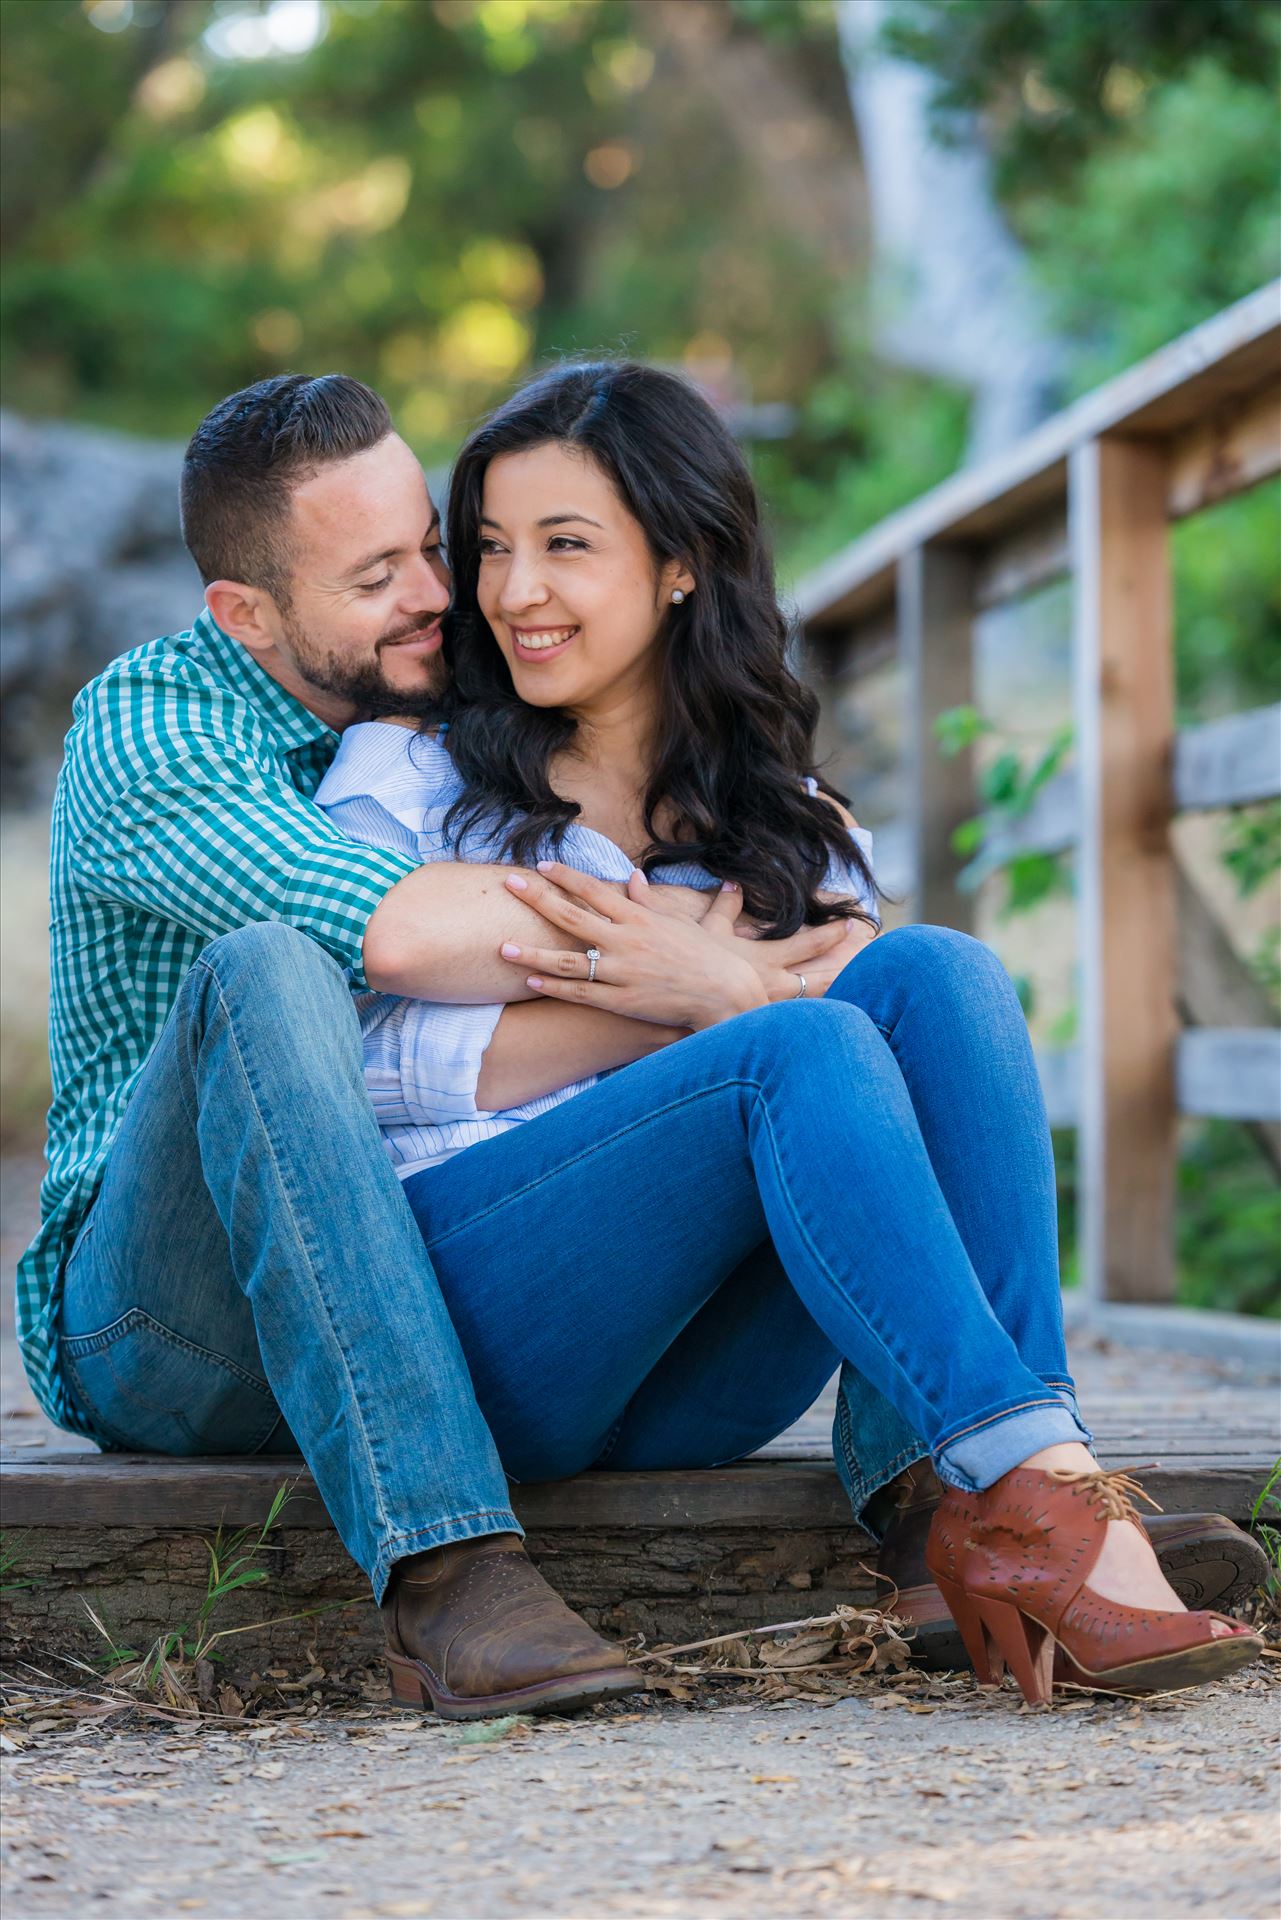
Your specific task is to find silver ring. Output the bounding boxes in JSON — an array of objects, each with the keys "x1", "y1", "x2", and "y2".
[
  {"x1": 793, "y1": 973, "x2": 807, "y2": 999},
  {"x1": 585, "y1": 946, "x2": 601, "y2": 983}
]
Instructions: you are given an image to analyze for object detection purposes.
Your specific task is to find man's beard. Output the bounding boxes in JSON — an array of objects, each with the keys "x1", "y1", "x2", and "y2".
[{"x1": 282, "y1": 607, "x2": 449, "y2": 719}]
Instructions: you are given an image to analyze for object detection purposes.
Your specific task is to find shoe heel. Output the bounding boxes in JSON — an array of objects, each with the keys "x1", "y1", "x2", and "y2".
[
  {"x1": 971, "y1": 1598, "x2": 1054, "y2": 1707},
  {"x1": 386, "y1": 1651, "x2": 432, "y2": 1710},
  {"x1": 932, "y1": 1575, "x2": 1003, "y2": 1688}
]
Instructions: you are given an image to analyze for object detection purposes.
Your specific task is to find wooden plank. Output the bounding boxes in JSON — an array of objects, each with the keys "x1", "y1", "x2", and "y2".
[
  {"x1": 1166, "y1": 377, "x2": 1281, "y2": 519},
  {"x1": 1071, "y1": 435, "x2": 1178, "y2": 1303},
  {"x1": 897, "y1": 544, "x2": 977, "y2": 929},
  {"x1": 973, "y1": 509, "x2": 1069, "y2": 611},
  {"x1": 1033, "y1": 1033, "x2": 1281, "y2": 1127},
  {"x1": 0, "y1": 1454, "x2": 860, "y2": 1534},
  {"x1": 1173, "y1": 703, "x2": 1281, "y2": 811},
  {"x1": 798, "y1": 282, "x2": 1281, "y2": 632},
  {"x1": 3, "y1": 1448, "x2": 1272, "y2": 1535},
  {"x1": 1178, "y1": 1028, "x2": 1281, "y2": 1122}
]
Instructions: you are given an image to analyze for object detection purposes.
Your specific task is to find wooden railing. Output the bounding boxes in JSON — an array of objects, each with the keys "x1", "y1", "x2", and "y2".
[{"x1": 796, "y1": 283, "x2": 1281, "y2": 1306}]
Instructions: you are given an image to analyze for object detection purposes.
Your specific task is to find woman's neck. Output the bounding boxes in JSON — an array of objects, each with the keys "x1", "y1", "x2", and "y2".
[{"x1": 562, "y1": 690, "x2": 658, "y2": 798}]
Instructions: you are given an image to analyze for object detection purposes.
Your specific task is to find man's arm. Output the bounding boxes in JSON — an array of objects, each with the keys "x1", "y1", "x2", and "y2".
[{"x1": 362, "y1": 866, "x2": 713, "y2": 1003}]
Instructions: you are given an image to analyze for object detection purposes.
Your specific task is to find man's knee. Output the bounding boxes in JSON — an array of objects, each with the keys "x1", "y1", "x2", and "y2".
[
  {"x1": 198, "y1": 922, "x2": 348, "y2": 995},
  {"x1": 186, "y1": 924, "x2": 359, "y2": 1050}
]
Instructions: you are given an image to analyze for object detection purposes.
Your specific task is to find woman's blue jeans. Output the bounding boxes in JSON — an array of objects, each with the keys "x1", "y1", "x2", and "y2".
[
  {"x1": 402, "y1": 924, "x2": 1088, "y2": 1508},
  {"x1": 57, "y1": 920, "x2": 1088, "y2": 1603}
]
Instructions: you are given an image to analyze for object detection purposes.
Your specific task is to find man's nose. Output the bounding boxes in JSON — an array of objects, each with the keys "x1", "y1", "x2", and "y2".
[{"x1": 404, "y1": 548, "x2": 450, "y2": 612}]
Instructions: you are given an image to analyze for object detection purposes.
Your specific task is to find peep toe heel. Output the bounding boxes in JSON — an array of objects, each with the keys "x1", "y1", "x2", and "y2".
[{"x1": 924, "y1": 1466, "x2": 1263, "y2": 1706}]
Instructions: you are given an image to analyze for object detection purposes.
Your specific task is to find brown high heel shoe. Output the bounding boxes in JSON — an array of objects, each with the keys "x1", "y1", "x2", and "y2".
[{"x1": 925, "y1": 1466, "x2": 1263, "y2": 1705}]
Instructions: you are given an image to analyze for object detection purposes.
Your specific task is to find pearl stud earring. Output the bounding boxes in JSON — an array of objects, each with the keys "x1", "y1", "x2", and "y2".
[{"x1": 671, "y1": 589, "x2": 686, "y2": 604}]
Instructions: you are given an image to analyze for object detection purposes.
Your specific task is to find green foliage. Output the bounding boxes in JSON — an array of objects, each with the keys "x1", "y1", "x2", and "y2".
[
  {"x1": 0, "y1": 1535, "x2": 40, "y2": 1594},
  {"x1": 1020, "y1": 61, "x2": 1281, "y2": 397},
  {"x1": 1177, "y1": 1121, "x2": 1281, "y2": 1318},
  {"x1": 1250, "y1": 1461, "x2": 1281, "y2": 1602},
  {"x1": 84, "y1": 1482, "x2": 297, "y2": 1702},
  {"x1": 934, "y1": 708, "x2": 1074, "y2": 918},
  {"x1": 761, "y1": 363, "x2": 970, "y2": 584},
  {"x1": 880, "y1": 0, "x2": 1280, "y2": 198},
  {"x1": 1221, "y1": 802, "x2": 1281, "y2": 900},
  {"x1": 1172, "y1": 483, "x2": 1281, "y2": 723}
]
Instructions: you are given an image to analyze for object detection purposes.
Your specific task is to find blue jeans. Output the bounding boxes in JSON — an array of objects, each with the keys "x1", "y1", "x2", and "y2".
[
  {"x1": 402, "y1": 924, "x2": 1087, "y2": 1510},
  {"x1": 57, "y1": 921, "x2": 1087, "y2": 1603}
]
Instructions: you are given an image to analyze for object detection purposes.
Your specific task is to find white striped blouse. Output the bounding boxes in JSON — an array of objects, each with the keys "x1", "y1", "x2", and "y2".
[{"x1": 315, "y1": 723, "x2": 876, "y2": 1179}]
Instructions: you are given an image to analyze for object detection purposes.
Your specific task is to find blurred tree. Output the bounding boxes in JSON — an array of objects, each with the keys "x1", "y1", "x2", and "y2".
[
  {"x1": 880, "y1": 0, "x2": 1280, "y2": 195},
  {"x1": 0, "y1": 0, "x2": 866, "y2": 463}
]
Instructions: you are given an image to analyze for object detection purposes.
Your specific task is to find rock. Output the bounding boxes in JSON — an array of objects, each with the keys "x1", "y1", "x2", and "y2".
[{"x1": 0, "y1": 411, "x2": 202, "y2": 798}]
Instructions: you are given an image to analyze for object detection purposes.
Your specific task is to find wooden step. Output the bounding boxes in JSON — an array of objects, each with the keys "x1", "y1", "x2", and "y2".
[{"x1": 1, "y1": 1393, "x2": 1275, "y2": 1681}]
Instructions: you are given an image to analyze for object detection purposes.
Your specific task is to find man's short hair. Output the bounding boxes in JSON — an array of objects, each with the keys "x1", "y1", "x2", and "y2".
[{"x1": 180, "y1": 374, "x2": 393, "y2": 608}]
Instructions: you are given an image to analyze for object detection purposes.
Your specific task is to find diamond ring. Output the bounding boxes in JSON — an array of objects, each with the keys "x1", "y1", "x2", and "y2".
[{"x1": 586, "y1": 946, "x2": 601, "y2": 983}]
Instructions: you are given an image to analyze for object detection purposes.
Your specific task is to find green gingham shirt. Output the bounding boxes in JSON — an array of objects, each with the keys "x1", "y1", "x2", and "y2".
[{"x1": 16, "y1": 610, "x2": 418, "y2": 1436}]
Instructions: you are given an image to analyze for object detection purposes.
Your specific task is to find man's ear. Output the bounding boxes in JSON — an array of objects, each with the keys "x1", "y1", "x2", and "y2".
[{"x1": 204, "y1": 580, "x2": 279, "y2": 659}]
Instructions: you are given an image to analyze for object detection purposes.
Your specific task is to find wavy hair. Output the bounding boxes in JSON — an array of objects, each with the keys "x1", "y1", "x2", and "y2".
[{"x1": 439, "y1": 360, "x2": 876, "y2": 936}]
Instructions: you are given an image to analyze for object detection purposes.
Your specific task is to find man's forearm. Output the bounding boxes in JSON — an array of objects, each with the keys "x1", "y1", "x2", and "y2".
[
  {"x1": 363, "y1": 861, "x2": 597, "y2": 1001},
  {"x1": 363, "y1": 866, "x2": 712, "y2": 1004},
  {"x1": 475, "y1": 1001, "x2": 686, "y2": 1110}
]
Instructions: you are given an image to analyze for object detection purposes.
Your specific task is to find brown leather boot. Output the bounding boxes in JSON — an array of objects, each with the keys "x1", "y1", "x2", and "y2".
[
  {"x1": 874, "y1": 1464, "x2": 1269, "y2": 1680},
  {"x1": 382, "y1": 1532, "x2": 641, "y2": 1720}
]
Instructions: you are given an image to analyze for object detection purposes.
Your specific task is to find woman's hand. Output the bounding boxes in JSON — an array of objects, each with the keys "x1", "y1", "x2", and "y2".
[
  {"x1": 735, "y1": 905, "x2": 878, "y2": 998},
  {"x1": 499, "y1": 864, "x2": 855, "y2": 1028},
  {"x1": 499, "y1": 864, "x2": 766, "y2": 1030}
]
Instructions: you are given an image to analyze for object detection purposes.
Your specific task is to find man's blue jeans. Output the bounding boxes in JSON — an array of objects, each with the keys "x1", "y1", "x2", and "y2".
[{"x1": 58, "y1": 921, "x2": 1088, "y2": 1603}]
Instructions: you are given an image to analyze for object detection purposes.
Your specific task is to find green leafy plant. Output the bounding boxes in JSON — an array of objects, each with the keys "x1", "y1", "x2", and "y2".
[
  {"x1": 84, "y1": 1482, "x2": 296, "y2": 1708},
  {"x1": 933, "y1": 708, "x2": 1075, "y2": 920},
  {"x1": 0, "y1": 1535, "x2": 41, "y2": 1595},
  {"x1": 1249, "y1": 1459, "x2": 1281, "y2": 1605},
  {"x1": 1221, "y1": 800, "x2": 1281, "y2": 900}
]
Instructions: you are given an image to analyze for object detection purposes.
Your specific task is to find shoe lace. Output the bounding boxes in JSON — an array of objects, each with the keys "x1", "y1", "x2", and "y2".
[{"x1": 1046, "y1": 1464, "x2": 1162, "y2": 1525}]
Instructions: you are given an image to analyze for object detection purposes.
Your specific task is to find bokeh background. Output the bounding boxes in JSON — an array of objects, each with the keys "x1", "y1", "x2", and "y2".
[{"x1": 1, "y1": 0, "x2": 1278, "y2": 1311}]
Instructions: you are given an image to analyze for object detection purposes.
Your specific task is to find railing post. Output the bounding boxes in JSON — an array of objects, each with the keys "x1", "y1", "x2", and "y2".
[
  {"x1": 898, "y1": 543, "x2": 977, "y2": 930},
  {"x1": 1070, "y1": 436, "x2": 1178, "y2": 1303}
]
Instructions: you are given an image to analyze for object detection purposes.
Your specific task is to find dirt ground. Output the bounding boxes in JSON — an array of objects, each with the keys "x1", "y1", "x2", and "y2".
[{"x1": 3, "y1": 1667, "x2": 1279, "y2": 1920}]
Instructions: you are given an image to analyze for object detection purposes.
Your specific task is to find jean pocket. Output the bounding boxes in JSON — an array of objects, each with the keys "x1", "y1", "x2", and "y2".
[{"x1": 60, "y1": 1310, "x2": 283, "y2": 1456}]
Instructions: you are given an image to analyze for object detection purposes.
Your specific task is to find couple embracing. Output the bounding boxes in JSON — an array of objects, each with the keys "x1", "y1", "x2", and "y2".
[{"x1": 19, "y1": 363, "x2": 1262, "y2": 1720}]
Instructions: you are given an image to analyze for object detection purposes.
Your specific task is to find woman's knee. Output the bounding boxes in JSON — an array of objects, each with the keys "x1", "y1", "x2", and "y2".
[{"x1": 861, "y1": 924, "x2": 1015, "y2": 1003}]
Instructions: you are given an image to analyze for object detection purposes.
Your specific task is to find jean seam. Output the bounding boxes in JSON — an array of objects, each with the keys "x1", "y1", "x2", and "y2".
[
  {"x1": 60, "y1": 1307, "x2": 274, "y2": 1395},
  {"x1": 63, "y1": 1347, "x2": 282, "y2": 1456},
  {"x1": 935, "y1": 1396, "x2": 1068, "y2": 1450},
  {"x1": 195, "y1": 957, "x2": 396, "y2": 1547}
]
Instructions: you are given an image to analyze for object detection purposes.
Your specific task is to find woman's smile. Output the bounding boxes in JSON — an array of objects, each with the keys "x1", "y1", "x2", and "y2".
[{"x1": 509, "y1": 622, "x2": 580, "y2": 661}]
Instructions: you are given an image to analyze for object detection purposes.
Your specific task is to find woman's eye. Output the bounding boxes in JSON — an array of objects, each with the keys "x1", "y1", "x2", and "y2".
[
  {"x1": 478, "y1": 539, "x2": 505, "y2": 558},
  {"x1": 548, "y1": 536, "x2": 587, "y2": 552}
]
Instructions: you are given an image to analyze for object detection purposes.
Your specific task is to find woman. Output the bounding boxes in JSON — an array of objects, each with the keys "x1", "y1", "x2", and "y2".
[{"x1": 317, "y1": 360, "x2": 1259, "y2": 1713}]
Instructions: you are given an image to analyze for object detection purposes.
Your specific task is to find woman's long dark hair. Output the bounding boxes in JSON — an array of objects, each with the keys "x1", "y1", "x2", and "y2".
[{"x1": 440, "y1": 360, "x2": 876, "y2": 936}]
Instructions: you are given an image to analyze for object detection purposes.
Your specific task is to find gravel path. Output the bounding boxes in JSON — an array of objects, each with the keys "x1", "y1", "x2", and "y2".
[{"x1": 3, "y1": 1670, "x2": 1278, "y2": 1920}]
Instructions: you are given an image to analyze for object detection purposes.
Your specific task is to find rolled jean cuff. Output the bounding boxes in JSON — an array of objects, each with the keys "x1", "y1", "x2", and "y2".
[
  {"x1": 370, "y1": 1506, "x2": 523, "y2": 1605},
  {"x1": 935, "y1": 1386, "x2": 1093, "y2": 1494}
]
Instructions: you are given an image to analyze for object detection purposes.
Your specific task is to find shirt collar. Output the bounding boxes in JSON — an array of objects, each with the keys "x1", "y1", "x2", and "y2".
[{"x1": 192, "y1": 608, "x2": 338, "y2": 752}]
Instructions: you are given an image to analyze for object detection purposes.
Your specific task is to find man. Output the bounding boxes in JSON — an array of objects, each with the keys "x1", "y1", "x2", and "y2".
[{"x1": 18, "y1": 374, "x2": 1261, "y2": 1719}]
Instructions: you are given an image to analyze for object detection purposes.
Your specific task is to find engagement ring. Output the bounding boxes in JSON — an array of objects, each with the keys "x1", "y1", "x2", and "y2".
[{"x1": 586, "y1": 946, "x2": 601, "y2": 983}]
